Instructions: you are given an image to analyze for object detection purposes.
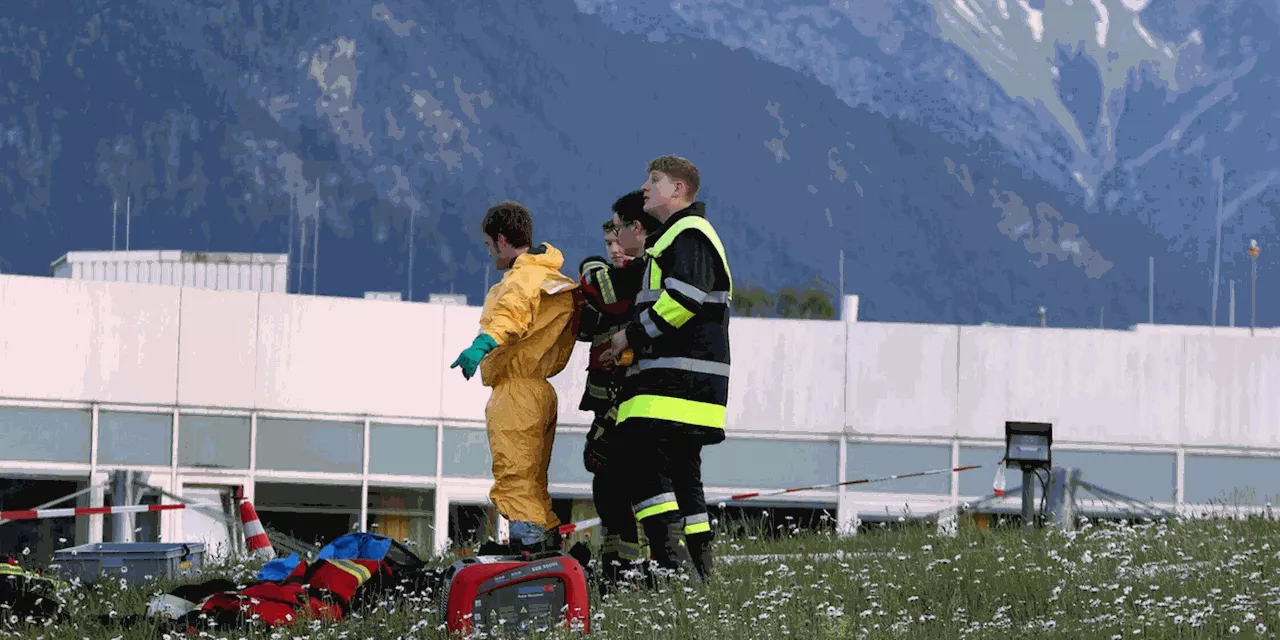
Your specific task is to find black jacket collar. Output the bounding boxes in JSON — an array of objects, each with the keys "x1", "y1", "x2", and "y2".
[{"x1": 645, "y1": 202, "x2": 706, "y2": 248}]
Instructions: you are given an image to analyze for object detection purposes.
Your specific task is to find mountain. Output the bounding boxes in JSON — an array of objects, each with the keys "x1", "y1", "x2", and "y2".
[{"x1": 0, "y1": 0, "x2": 1276, "y2": 328}]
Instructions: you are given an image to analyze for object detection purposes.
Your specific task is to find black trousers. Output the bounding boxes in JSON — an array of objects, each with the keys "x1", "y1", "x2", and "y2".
[
  {"x1": 586, "y1": 410, "x2": 643, "y2": 562},
  {"x1": 615, "y1": 427, "x2": 710, "y2": 539}
]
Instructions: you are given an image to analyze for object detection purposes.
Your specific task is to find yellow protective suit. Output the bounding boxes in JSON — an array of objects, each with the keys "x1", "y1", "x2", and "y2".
[{"x1": 477, "y1": 243, "x2": 579, "y2": 530}]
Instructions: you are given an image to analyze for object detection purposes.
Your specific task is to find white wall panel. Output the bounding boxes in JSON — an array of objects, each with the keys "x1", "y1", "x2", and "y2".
[
  {"x1": 254, "y1": 293, "x2": 373, "y2": 415},
  {"x1": 363, "y1": 299, "x2": 446, "y2": 420},
  {"x1": 85, "y1": 280, "x2": 182, "y2": 405},
  {"x1": 846, "y1": 323, "x2": 958, "y2": 437},
  {"x1": 438, "y1": 305, "x2": 490, "y2": 422},
  {"x1": 1182, "y1": 335, "x2": 1280, "y2": 448},
  {"x1": 0, "y1": 276, "x2": 181, "y2": 405},
  {"x1": 0, "y1": 276, "x2": 95, "y2": 401},
  {"x1": 549, "y1": 343, "x2": 596, "y2": 428},
  {"x1": 177, "y1": 288, "x2": 259, "y2": 409},
  {"x1": 728, "y1": 319, "x2": 845, "y2": 432},
  {"x1": 956, "y1": 328, "x2": 1183, "y2": 444}
]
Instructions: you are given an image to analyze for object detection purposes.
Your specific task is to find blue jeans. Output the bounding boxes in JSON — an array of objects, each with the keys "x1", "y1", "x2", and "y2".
[{"x1": 509, "y1": 520, "x2": 546, "y2": 546}]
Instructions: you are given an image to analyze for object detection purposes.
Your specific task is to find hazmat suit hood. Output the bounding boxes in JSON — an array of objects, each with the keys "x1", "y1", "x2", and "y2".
[{"x1": 477, "y1": 242, "x2": 579, "y2": 386}]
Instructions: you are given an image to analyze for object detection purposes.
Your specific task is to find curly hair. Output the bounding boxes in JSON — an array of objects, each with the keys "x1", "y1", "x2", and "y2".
[{"x1": 481, "y1": 200, "x2": 533, "y2": 247}]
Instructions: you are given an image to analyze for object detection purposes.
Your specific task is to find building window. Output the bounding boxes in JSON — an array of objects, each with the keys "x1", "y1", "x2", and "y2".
[
  {"x1": 957, "y1": 445, "x2": 1004, "y2": 496},
  {"x1": 254, "y1": 482, "x2": 361, "y2": 546},
  {"x1": 178, "y1": 415, "x2": 250, "y2": 469},
  {"x1": 98, "y1": 411, "x2": 173, "y2": 467},
  {"x1": 256, "y1": 418, "x2": 362, "y2": 474},
  {"x1": 0, "y1": 477, "x2": 88, "y2": 564},
  {"x1": 441, "y1": 428, "x2": 492, "y2": 479},
  {"x1": 0, "y1": 407, "x2": 91, "y2": 464},
  {"x1": 369, "y1": 424, "x2": 438, "y2": 477},
  {"x1": 549, "y1": 433, "x2": 590, "y2": 486},
  {"x1": 704, "y1": 438, "x2": 840, "y2": 491},
  {"x1": 847, "y1": 442, "x2": 951, "y2": 495},
  {"x1": 1185, "y1": 454, "x2": 1280, "y2": 506},
  {"x1": 368, "y1": 486, "x2": 434, "y2": 553},
  {"x1": 1052, "y1": 450, "x2": 1176, "y2": 504},
  {"x1": 960, "y1": 445, "x2": 1177, "y2": 504}
]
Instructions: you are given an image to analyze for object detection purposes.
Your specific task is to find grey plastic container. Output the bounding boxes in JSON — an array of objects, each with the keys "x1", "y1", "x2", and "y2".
[{"x1": 51, "y1": 542, "x2": 206, "y2": 587}]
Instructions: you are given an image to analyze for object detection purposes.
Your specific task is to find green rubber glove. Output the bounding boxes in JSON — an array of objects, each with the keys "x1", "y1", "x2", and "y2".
[{"x1": 450, "y1": 334, "x2": 498, "y2": 380}]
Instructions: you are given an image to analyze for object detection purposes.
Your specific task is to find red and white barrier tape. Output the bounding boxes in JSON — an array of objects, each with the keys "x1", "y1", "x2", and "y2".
[
  {"x1": 557, "y1": 463, "x2": 986, "y2": 536},
  {"x1": 0, "y1": 503, "x2": 215, "y2": 522}
]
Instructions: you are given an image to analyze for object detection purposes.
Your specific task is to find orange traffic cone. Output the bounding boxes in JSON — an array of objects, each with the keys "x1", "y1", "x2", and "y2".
[{"x1": 238, "y1": 498, "x2": 276, "y2": 560}]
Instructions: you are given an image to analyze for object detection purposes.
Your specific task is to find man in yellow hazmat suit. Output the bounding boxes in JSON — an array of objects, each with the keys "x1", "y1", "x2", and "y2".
[{"x1": 450, "y1": 200, "x2": 579, "y2": 553}]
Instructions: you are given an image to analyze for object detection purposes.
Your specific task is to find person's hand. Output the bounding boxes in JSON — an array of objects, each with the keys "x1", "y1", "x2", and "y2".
[
  {"x1": 599, "y1": 329, "x2": 629, "y2": 364},
  {"x1": 450, "y1": 334, "x2": 498, "y2": 380}
]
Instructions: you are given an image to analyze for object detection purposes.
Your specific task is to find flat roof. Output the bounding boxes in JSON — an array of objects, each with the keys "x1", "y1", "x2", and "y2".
[{"x1": 50, "y1": 250, "x2": 289, "y2": 269}]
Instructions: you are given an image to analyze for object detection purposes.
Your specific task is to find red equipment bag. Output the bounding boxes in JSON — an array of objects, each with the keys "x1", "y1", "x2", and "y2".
[{"x1": 440, "y1": 551, "x2": 590, "y2": 637}]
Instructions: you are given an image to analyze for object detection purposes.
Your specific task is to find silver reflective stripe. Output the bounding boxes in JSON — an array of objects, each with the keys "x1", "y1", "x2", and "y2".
[
  {"x1": 640, "y1": 308, "x2": 662, "y2": 338},
  {"x1": 684, "y1": 513, "x2": 709, "y2": 526},
  {"x1": 635, "y1": 282, "x2": 729, "y2": 305},
  {"x1": 663, "y1": 277, "x2": 708, "y2": 303},
  {"x1": 626, "y1": 357, "x2": 730, "y2": 377},
  {"x1": 634, "y1": 492, "x2": 678, "y2": 512}
]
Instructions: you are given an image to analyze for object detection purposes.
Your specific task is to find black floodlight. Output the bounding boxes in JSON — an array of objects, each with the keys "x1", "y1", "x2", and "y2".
[{"x1": 1005, "y1": 421, "x2": 1052, "y2": 470}]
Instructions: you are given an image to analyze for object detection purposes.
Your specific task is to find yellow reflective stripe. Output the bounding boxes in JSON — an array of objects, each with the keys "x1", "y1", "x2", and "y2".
[
  {"x1": 598, "y1": 269, "x2": 617, "y2": 306},
  {"x1": 615, "y1": 540, "x2": 644, "y2": 561},
  {"x1": 604, "y1": 405, "x2": 618, "y2": 422},
  {"x1": 646, "y1": 216, "x2": 734, "y2": 298},
  {"x1": 647, "y1": 260, "x2": 661, "y2": 291},
  {"x1": 586, "y1": 381, "x2": 611, "y2": 399},
  {"x1": 652, "y1": 291, "x2": 695, "y2": 328},
  {"x1": 635, "y1": 500, "x2": 679, "y2": 520},
  {"x1": 329, "y1": 559, "x2": 372, "y2": 584},
  {"x1": 0, "y1": 564, "x2": 24, "y2": 575},
  {"x1": 617, "y1": 395, "x2": 726, "y2": 430},
  {"x1": 685, "y1": 521, "x2": 711, "y2": 535}
]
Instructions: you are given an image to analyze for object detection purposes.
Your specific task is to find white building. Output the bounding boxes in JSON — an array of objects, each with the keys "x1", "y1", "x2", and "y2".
[
  {"x1": 0, "y1": 272, "x2": 1278, "y2": 558},
  {"x1": 50, "y1": 250, "x2": 289, "y2": 293}
]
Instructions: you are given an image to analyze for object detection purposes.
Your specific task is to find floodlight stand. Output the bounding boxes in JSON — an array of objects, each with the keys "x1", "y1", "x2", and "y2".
[{"x1": 1021, "y1": 467, "x2": 1036, "y2": 529}]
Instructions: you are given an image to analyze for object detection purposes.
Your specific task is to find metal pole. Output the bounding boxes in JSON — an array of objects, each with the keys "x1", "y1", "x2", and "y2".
[
  {"x1": 408, "y1": 212, "x2": 416, "y2": 302},
  {"x1": 125, "y1": 196, "x2": 131, "y2": 252},
  {"x1": 287, "y1": 194, "x2": 295, "y2": 294},
  {"x1": 296, "y1": 218, "x2": 306, "y2": 294},
  {"x1": 1211, "y1": 158, "x2": 1224, "y2": 328},
  {"x1": 1038, "y1": 306, "x2": 1046, "y2": 328},
  {"x1": 1148, "y1": 256, "x2": 1155, "y2": 324},
  {"x1": 1230, "y1": 280, "x2": 1236, "y2": 327},
  {"x1": 1021, "y1": 467, "x2": 1036, "y2": 529},
  {"x1": 111, "y1": 200, "x2": 118, "y2": 252},
  {"x1": 838, "y1": 248, "x2": 845, "y2": 301},
  {"x1": 312, "y1": 178, "x2": 320, "y2": 295},
  {"x1": 110, "y1": 470, "x2": 134, "y2": 543},
  {"x1": 1252, "y1": 258, "x2": 1258, "y2": 337}
]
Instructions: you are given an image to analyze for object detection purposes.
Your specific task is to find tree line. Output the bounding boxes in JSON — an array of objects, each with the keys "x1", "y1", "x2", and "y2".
[{"x1": 729, "y1": 280, "x2": 837, "y2": 320}]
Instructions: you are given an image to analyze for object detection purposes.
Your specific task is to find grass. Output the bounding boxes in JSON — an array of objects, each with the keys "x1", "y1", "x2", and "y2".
[{"x1": 3, "y1": 513, "x2": 1280, "y2": 639}]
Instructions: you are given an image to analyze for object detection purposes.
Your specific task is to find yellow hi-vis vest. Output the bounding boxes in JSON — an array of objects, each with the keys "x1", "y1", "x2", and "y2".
[{"x1": 615, "y1": 213, "x2": 733, "y2": 438}]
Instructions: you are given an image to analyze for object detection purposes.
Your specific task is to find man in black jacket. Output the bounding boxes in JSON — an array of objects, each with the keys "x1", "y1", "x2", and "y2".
[
  {"x1": 573, "y1": 190, "x2": 658, "y2": 587},
  {"x1": 601, "y1": 156, "x2": 733, "y2": 583}
]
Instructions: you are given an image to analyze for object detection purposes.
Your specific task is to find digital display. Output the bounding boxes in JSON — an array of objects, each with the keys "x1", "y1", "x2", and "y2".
[{"x1": 1008, "y1": 434, "x2": 1050, "y2": 462}]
